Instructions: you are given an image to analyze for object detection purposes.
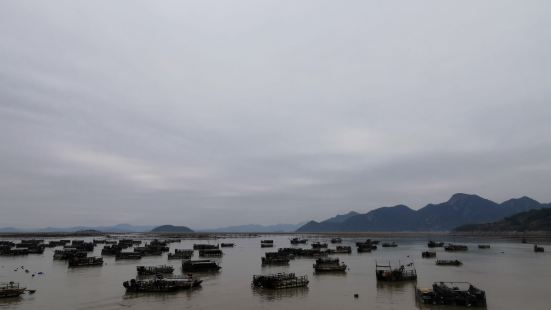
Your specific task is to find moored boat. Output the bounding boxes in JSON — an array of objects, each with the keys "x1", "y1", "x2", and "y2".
[
  {"x1": 290, "y1": 238, "x2": 308, "y2": 245},
  {"x1": 436, "y1": 259, "x2": 462, "y2": 266},
  {"x1": 416, "y1": 282, "x2": 486, "y2": 307},
  {"x1": 422, "y1": 251, "x2": 436, "y2": 258},
  {"x1": 313, "y1": 257, "x2": 347, "y2": 272},
  {"x1": 116, "y1": 252, "x2": 143, "y2": 260},
  {"x1": 168, "y1": 249, "x2": 193, "y2": 260},
  {"x1": 0, "y1": 282, "x2": 27, "y2": 298},
  {"x1": 428, "y1": 240, "x2": 444, "y2": 248},
  {"x1": 199, "y1": 249, "x2": 223, "y2": 257},
  {"x1": 445, "y1": 244, "x2": 468, "y2": 251},
  {"x1": 123, "y1": 276, "x2": 201, "y2": 293},
  {"x1": 68, "y1": 256, "x2": 103, "y2": 267},
  {"x1": 137, "y1": 265, "x2": 174, "y2": 275},
  {"x1": 534, "y1": 244, "x2": 544, "y2": 252},
  {"x1": 182, "y1": 259, "x2": 221, "y2": 272},
  {"x1": 262, "y1": 252, "x2": 290, "y2": 265},
  {"x1": 333, "y1": 246, "x2": 352, "y2": 254},
  {"x1": 252, "y1": 273, "x2": 309, "y2": 289},
  {"x1": 375, "y1": 262, "x2": 417, "y2": 282}
]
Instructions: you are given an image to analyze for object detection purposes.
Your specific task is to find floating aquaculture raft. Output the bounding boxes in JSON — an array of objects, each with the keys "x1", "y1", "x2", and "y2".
[
  {"x1": 416, "y1": 282, "x2": 486, "y2": 307},
  {"x1": 252, "y1": 273, "x2": 309, "y2": 289},
  {"x1": 137, "y1": 265, "x2": 174, "y2": 275},
  {"x1": 313, "y1": 257, "x2": 347, "y2": 272}
]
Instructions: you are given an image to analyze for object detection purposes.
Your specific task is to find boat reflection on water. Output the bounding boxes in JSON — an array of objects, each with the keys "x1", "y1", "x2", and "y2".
[
  {"x1": 376, "y1": 281, "x2": 416, "y2": 306},
  {"x1": 415, "y1": 298, "x2": 487, "y2": 310},
  {"x1": 252, "y1": 286, "x2": 309, "y2": 302},
  {"x1": 122, "y1": 286, "x2": 203, "y2": 301}
]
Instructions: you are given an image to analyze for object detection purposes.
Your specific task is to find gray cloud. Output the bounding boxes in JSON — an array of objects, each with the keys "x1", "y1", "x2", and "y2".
[{"x1": 1, "y1": 0, "x2": 550, "y2": 228}]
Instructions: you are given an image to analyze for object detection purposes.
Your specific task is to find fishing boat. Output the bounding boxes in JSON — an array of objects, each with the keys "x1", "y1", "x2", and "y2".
[
  {"x1": 137, "y1": 265, "x2": 174, "y2": 275},
  {"x1": 445, "y1": 244, "x2": 468, "y2": 251},
  {"x1": 290, "y1": 238, "x2": 308, "y2": 245},
  {"x1": 416, "y1": 282, "x2": 486, "y2": 307},
  {"x1": 0, "y1": 282, "x2": 27, "y2": 298},
  {"x1": 478, "y1": 244, "x2": 491, "y2": 249},
  {"x1": 313, "y1": 257, "x2": 347, "y2": 272},
  {"x1": 332, "y1": 246, "x2": 352, "y2": 254},
  {"x1": 252, "y1": 273, "x2": 309, "y2": 289},
  {"x1": 311, "y1": 242, "x2": 328, "y2": 249},
  {"x1": 375, "y1": 262, "x2": 417, "y2": 282},
  {"x1": 123, "y1": 276, "x2": 201, "y2": 293},
  {"x1": 381, "y1": 242, "x2": 398, "y2": 248},
  {"x1": 220, "y1": 243, "x2": 234, "y2": 247},
  {"x1": 262, "y1": 252, "x2": 290, "y2": 265},
  {"x1": 101, "y1": 245, "x2": 122, "y2": 256},
  {"x1": 261, "y1": 240, "x2": 274, "y2": 248},
  {"x1": 427, "y1": 240, "x2": 444, "y2": 248},
  {"x1": 116, "y1": 252, "x2": 143, "y2": 260},
  {"x1": 357, "y1": 240, "x2": 377, "y2": 253},
  {"x1": 68, "y1": 256, "x2": 103, "y2": 267},
  {"x1": 422, "y1": 251, "x2": 436, "y2": 258},
  {"x1": 193, "y1": 244, "x2": 219, "y2": 250},
  {"x1": 436, "y1": 259, "x2": 462, "y2": 266},
  {"x1": 168, "y1": 249, "x2": 193, "y2": 260},
  {"x1": 534, "y1": 244, "x2": 545, "y2": 252},
  {"x1": 182, "y1": 260, "x2": 221, "y2": 272},
  {"x1": 330, "y1": 238, "x2": 342, "y2": 244},
  {"x1": 199, "y1": 249, "x2": 223, "y2": 257}
]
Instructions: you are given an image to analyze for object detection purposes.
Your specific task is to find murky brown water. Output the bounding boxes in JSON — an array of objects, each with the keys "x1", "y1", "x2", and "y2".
[{"x1": 1, "y1": 235, "x2": 550, "y2": 309}]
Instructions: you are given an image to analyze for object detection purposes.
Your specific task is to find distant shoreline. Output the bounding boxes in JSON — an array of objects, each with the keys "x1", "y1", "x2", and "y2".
[{"x1": 1, "y1": 230, "x2": 551, "y2": 240}]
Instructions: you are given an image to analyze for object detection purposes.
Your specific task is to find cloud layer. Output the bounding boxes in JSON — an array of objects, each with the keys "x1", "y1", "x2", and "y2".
[{"x1": 1, "y1": 0, "x2": 550, "y2": 228}]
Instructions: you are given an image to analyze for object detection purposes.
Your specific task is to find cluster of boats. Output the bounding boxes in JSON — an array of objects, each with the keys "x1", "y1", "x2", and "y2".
[{"x1": 9, "y1": 235, "x2": 547, "y2": 308}]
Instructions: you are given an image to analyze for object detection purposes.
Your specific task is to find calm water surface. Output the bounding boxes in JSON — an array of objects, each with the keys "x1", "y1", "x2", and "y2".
[{"x1": 1, "y1": 235, "x2": 550, "y2": 309}]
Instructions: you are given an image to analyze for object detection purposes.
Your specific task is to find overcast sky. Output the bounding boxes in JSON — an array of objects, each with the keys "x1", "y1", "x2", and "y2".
[{"x1": 1, "y1": 0, "x2": 550, "y2": 228}]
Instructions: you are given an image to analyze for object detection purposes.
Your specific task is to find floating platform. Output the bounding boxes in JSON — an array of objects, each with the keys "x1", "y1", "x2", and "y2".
[
  {"x1": 416, "y1": 282, "x2": 486, "y2": 307},
  {"x1": 252, "y1": 273, "x2": 309, "y2": 289}
]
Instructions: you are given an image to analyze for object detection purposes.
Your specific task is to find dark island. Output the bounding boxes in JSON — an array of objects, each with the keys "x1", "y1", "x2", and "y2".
[{"x1": 151, "y1": 225, "x2": 194, "y2": 233}]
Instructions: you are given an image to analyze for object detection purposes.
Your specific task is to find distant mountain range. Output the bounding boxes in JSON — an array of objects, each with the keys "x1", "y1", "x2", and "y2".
[
  {"x1": 296, "y1": 193, "x2": 551, "y2": 232},
  {"x1": 0, "y1": 222, "x2": 304, "y2": 233},
  {"x1": 454, "y1": 208, "x2": 551, "y2": 232},
  {"x1": 150, "y1": 225, "x2": 194, "y2": 233},
  {"x1": 196, "y1": 223, "x2": 304, "y2": 233},
  {"x1": 0, "y1": 224, "x2": 156, "y2": 233}
]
